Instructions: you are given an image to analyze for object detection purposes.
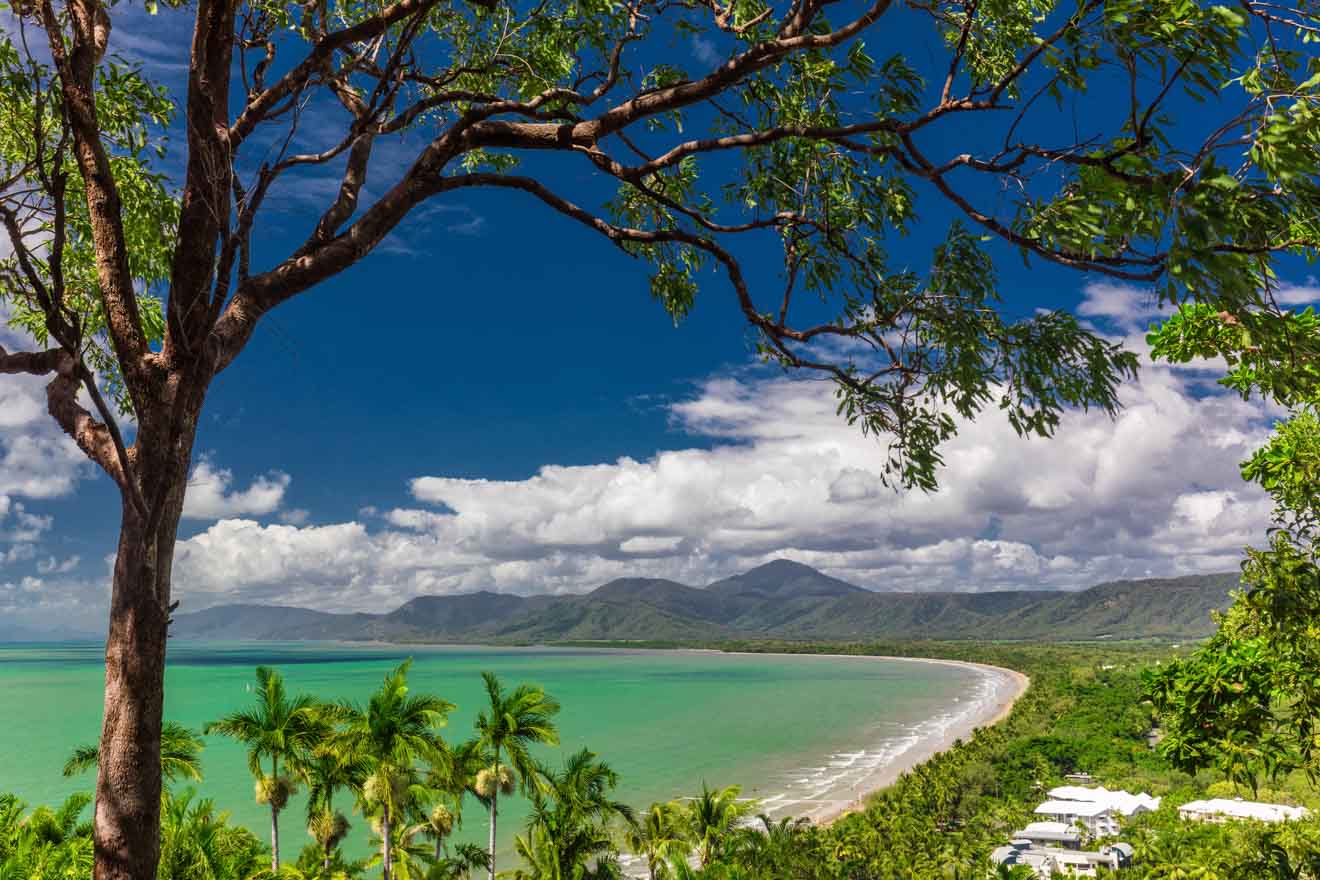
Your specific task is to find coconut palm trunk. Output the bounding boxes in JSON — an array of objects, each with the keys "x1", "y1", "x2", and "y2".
[
  {"x1": 323, "y1": 805, "x2": 334, "y2": 874},
  {"x1": 381, "y1": 803, "x2": 393, "y2": 880},
  {"x1": 271, "y1": 754, "x2": 285, "y2": 870},
  {"x1": 270, "y1": 756, "x2": 282, "y2": 873},
  {"x1": 270, "y1": 805, "x2": 280, "y2": 873},
  {"x1": 487, "y1": 746, "x2": 499, "y2": 880}
]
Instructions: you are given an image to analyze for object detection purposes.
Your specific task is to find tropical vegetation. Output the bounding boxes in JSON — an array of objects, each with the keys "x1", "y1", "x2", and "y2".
[
  {"x1": 4, "y1": 0, "x2": 1319, "y2": 871},
  {"x1": 7, "y1": 641, "x2": 1320, "y2": 878}
]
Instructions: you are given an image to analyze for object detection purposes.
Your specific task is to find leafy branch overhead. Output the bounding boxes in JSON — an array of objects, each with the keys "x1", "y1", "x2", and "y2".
[{"x1": 1, "y1": 0, "x2": 1317, "y2": 497}]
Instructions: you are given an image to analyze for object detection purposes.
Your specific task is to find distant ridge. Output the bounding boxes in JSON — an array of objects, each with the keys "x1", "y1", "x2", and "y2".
[{"x1": 169, "y1": 561, "x2": 1240, "y2": 643}]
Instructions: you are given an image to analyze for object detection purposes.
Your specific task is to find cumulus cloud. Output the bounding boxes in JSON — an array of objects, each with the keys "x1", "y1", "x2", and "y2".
[
  {"x1": 182, "y1": 460, "x2": 291, "y2": 520},
  {"x1": 169, "y1": 287, "x2": 1281, "y2": 612},
  {"x1": 36, "y1": 555, "x2": 81, "y2": 575},
  {"x1": 0, "y1": 318, "x2": 89, "y2": 502}
]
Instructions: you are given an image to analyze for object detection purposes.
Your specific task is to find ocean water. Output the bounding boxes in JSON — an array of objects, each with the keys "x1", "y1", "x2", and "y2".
[{"x1": 0, "y1": 642, "x2": 988, "y2": 859}]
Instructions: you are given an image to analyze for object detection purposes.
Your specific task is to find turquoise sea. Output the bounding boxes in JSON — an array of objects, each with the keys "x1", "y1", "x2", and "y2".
[{"x1": 0, "y1": 641, "x2": 990, "y2": 860}]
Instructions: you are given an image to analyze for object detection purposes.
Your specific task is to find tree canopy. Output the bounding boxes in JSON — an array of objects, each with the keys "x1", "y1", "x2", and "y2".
[{"x1": 3, "y1": 0, "x2": 1320, "y2": 876}]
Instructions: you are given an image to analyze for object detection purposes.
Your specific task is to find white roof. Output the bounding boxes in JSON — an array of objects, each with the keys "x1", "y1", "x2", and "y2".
[
  {"x1": 1036, "y1": 799, "x2": 1112, "y2": 817},
  {"x1": 1046, "y1": 785, "x2": 1162, "y2": 816},
  {"x1": 1021, "y1": 821, "x2": 1075, "y2": 834},
  {"x1": 1179, "y1": 798, "x2": 1310, "y2": 822}
]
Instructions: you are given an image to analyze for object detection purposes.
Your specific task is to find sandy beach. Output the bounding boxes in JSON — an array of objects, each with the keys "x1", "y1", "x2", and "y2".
[{"x1": 720, "y1": 653, "x2": 1030, "y2": 826}]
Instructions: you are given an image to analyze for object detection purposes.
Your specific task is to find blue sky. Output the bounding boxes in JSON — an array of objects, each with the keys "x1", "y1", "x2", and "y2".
[{"x1": 0, "y1": 1, "x2": 1313, "y2": 630}]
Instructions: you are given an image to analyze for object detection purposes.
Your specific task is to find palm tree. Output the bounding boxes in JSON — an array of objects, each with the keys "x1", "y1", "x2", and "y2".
[
  {"x1": 332, "y1": 659, "x2": 453, "y2": 880},
  {"x1": 435, "y1": 842, "x2": 491, "y2": 880},
  {"x1": 156, "y1": 787, "x2": 270, "y2": 880},
  {"x1": 512, "y1": 748, "x2": 634, "y2": 880},
  {"x1": 0, "y1": 792, "x2": 94, "y2": 880},
  {"x1": 204, "y1": 665, "x2": 329, "y2": 872},
  {"x1": 62, "y1": 720, "x2": 205, "y2": 783},
  {"x1": 626, "y1": 801, "x2": 690, "y2": 880},
  {"x1": 302, "y1": 747, "x2": 371, "y2": 871},
  {"x1": 409, "y1": 803, "x2": 456, "y2": 863},
  {"x1": 474, "y1": 672, "x2": 560, "y2": 880},
  {"x1": 683, "y1": 784, "x2": 751, "y2": 868}
]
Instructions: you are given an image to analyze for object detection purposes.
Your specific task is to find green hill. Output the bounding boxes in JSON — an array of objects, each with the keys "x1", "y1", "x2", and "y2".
[{"x1": 171, "y1": 562, "x2": 1240, "y2": 644}]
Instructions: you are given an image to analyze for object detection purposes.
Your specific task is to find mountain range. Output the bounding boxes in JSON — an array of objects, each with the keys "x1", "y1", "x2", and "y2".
[{"x1": 169, "y1": 560, "x2": 1241, "y2": 643}]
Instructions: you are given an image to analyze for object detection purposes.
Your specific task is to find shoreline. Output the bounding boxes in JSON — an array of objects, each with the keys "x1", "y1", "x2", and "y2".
[
  {"x1": 175, "y1": 638, "x2": 1031, "y2": 827},
  {"x1": 800, "y1": 655, "x2": 1029, "y2": 825},
  {"x1": 648, "y1": 647, "x2": 1030, "y2": 826}
]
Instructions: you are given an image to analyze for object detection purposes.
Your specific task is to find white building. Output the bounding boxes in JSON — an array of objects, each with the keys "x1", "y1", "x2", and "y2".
[
  {"x1": 1046, "y1": 785, "x2": 1162, "y2": 817},
  {"x1": 1034, "y1": 800, "x2": 1120, "y2": 838},
  {"x1": 1012, "y1": 821, "x2": 1084, "y2": 849},
  {"x1": 1179, "y1": 798, "x2": 1310, "y2": 824},
  {"x1": 992, "y1": 840, "x2": 1134, "y2": 878}
]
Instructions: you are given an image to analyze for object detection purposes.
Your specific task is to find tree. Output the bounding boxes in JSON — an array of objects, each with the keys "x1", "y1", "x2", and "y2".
[
  {"x1": 301, "y1": 748, "x2": 371, "y2": 872},
  {"x1": 63, "y1": 721, "x2": 205, "y2": 784},
  {"x1": 332, "y1": 660, "x2": 453, "y2": 880},
  {"x1": 683, "y1": 785, "x2": 751, "y2": 869},
  {"x1": 681, "y1": 786, "x2": 755, "y2": 865},
  {"x1": 511, "y1": 748, "x2": 633, "y2": 880},
  {"x1": 204, "y1": 666, "x2": 329, "y2": 873},
  {"x1": 157, "y1": 788, "x2": 267, "y2": 880},
  {"x1": 475, "y1": 673, "x2": 560, "y2": 880},
  {"x1": 2, "y1": 2, "x2": 1319, "y2": 878},
  {"x1": 626, "y1": 802, "x2": 690, "y2": 880},
  {"x1": 0, "y1": 793, "x2": 94, "y2": 880},
  {"x1": 1145, "y1": 305, "x2": 1320, "y2": 792}
]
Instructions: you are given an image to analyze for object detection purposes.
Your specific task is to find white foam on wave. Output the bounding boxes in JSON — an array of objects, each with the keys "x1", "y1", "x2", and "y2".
[
  {"x1": 616, "y1": 663, "x2": 1013, "y2": 879},
  {"x1": 753, "y1": 664, "x2": 1007, "y2": 819}
]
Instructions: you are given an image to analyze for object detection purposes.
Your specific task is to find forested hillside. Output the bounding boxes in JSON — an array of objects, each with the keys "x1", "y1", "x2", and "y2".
[{"x1": 171, "y1": 563, "x2": 1239, "y2": 643}]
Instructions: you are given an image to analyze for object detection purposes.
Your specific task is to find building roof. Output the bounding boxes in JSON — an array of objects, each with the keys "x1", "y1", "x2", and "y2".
[
  {"x1": 1179, "y1": 798, "x2": 1311, "y2": 822},
  {"x1": 994, "y1": 842, "x2": 1133, "y2": 870},
  {"x1": 1045, "y1": 785, "x2": 1162, "y2": 816},
  {"x1": 1013, "y1": 822, "x2": 1082, "y2": 844},
  {"x1": 1022, "y1": 821, "x2": 1077, "y2": 834},
  {"x1": 1035, "y1": 799, "x2": 1112, "y2": 818},
  {"x1": 991, "y1": 846, "x2": 1055, "y2": 869}
]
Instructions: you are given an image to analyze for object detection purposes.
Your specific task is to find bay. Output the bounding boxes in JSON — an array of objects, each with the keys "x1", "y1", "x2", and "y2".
[{"x1": 0, "y1": 641, "x2": 985, "y2": 860}]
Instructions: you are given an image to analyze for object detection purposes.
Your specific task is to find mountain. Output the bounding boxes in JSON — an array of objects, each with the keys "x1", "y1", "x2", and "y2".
[
  {"x1": 170, "y1": 563, "x2": 1240, "y2": 644},
  {"x1": 708, "y1": 559, "x2": 872, "y2": 602},
  {"x1": 0, "y1": 620, "x2": 100, "y2": 642}
]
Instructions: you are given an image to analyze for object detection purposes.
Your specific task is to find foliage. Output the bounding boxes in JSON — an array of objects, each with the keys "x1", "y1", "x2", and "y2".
[
  {"x1": 63, "y1": 720, "x2": 205, "y2": 783},
  {"x1": 475, "y1": 672, "x2": 561, "y2": 879},
  {"x1": 11, "y1": 646, "x2": 1320, "y2": 878},
  {"x1": 511, "y1": 749, "x2": 633, "y2": 880},
  {"x1": 7, "y1": 2, "x2": 1320, "y2": 873},
  {"x1": 206, "y1": 666, "x2": 332, "y2": 871},
  {"x1": 1147, "y1": 295, "x2": 1320, "y2": 796},
  {"x1": 332, "y1": 661, "x2": 455, "y2": 880}
]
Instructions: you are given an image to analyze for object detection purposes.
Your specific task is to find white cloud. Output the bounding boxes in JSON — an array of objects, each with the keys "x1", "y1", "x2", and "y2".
[
  {"x1": 1, "y1": 543, "x2": 35, "y2": 565},
  {"x1": 1273, "y1": 281, "x2": 1320, "y2": 306},
  {"x1": 1, "y1": 502, "x2": 53, "y2": 543},
  {"x1": 278, "y1": 508, "x2": 311, "y2": 526},
  {"x1": 692, "y1": 36, "x2": 721, "y2": 66},
  {"x1": 1076, "y1": 281, "x2": 1172, "y2": 332},
  {"x1": 0, "y1": 316, "x2": 89, "y2": 501},
  {"x1": 169, "y1": 323, "x2": 1277, "y2": 611},
  {"x1": 182, "y1": 460, "x2": 290, "y2": 520},
  {"x1": 36, "y1": 555, "x2": 80, "y2": 575}
]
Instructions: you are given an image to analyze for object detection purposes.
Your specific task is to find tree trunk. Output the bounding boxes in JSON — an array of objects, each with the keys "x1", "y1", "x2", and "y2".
[
  {"x1": 487, "y1": 789, "x2": 497, "y2": 880},
  {"x1": 382, "y1": 804, "x2": 393, "y2": 880},
  {"x1": 271, "y1": 755, "x2": 282, "y2": 871},
  {"x1": 271, "y1": 804, "x2": 280, "y2": 873},
  {"x1": 92, "y1": 506, "x2": 171, "y2": 880},
  {"x1": 92, "y1": 404, "x2": 199, "y2": 880}
]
